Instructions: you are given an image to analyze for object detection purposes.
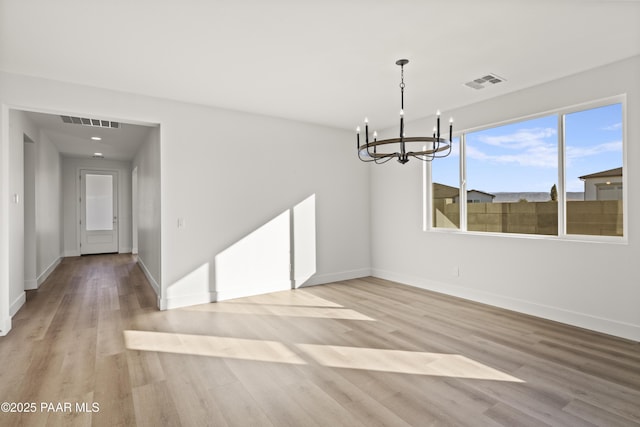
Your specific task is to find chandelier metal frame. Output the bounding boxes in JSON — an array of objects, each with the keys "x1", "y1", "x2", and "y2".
[{"x1": 356, "y1": 59, "x2": 453, "y2": 164}]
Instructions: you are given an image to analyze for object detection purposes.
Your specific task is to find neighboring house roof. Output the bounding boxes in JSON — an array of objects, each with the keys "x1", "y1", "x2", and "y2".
[
  {"x1": 467, "y1": 189, "x2": 496, "y2": 199},
  {"x1": 579, "y1": 167, "x2": 622, "y2": 180},
  {"x1": 433, "y1": 182, "x2": 495, "y2": 199}
]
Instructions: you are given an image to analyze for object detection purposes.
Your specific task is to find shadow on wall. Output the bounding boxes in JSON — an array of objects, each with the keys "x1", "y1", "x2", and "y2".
[
  {"x1": 164, "y1": 194, "x2": 317, "y2": 308},
  {"x1": 208, "y1": 194, "x2": 316, "y2": 301},
  {"x1": 215, "y1": 194, "x2": 317, "y2": 301}
]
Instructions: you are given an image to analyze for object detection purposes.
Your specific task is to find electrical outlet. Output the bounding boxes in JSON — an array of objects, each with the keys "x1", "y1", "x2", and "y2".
[{"x1": 451, "y1": 266, "x2": 460, "y2": 277}]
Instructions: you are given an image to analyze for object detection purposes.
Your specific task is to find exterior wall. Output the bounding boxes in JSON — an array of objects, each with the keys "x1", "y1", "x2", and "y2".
[
  {"x1": 467, "y1": 191, "x2": 494, "y2": 204},
  {"x1": 453, "y1": 190, "x2": 494, "y2": 204},
  {"x1": 584, "y1": 176, "x2": 622, "y2": 200}
]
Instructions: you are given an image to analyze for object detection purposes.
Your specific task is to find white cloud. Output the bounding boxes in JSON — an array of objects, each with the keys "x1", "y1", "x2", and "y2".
[
  {"x1": 478, "y1": 127, "x2": 557, "y2": 149},
  {"x1": 467, "y1": 127, "x2": 558, "y2": 168},
  {"x1": 566, "y1": 140, "x2": 622, "y2": 160},
  {"x1": 601, "y1": 122, "x2": 622, "y2": 131}
]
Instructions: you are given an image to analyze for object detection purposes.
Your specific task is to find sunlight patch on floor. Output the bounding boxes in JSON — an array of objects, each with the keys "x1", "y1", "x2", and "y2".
[
  {"x1": 227, "y1": 290, "x2": 345, "y2": 307},
  {"x1": 124, "y1": 330, "x2": 523, "y2": 382},
  {"x1": 123, "y1": 330, "x2": 306, "y2": 364},
  {"x1": 296, "y1": 344, "x2": 524, "y2": 382},
  {"x1": 182, "y1": 303, "x2": 374, "y2": 320}
]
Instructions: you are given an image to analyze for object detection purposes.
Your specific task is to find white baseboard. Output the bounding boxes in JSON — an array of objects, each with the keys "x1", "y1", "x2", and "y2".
[
  {"x1": 216, "y1": 281, "x2": 290, "y2": 302},
  {"x1": 371, "y1": 268, "x2": 640, "y2": 342},
  {"x1": 64, "y1": 250, "x2": 80, "y2": 257},
  {"x1": 164, "y1": 292, "x2": 217, "y2": 310},
  {"x1": 9, "y1": 292, "x2": 26, "y2": 317},
  {"x1": 132, "y1": 247, "x2": 138, "y2": 255},
  {"x1": 37, "y1": 256, "x2": 62, "y2": 287},
  {"x1": 210, "y1": 269, "x2": 372, "y2": 303},
  {"x1": 0, "y1": 316, "x2": 11, "y2": 336},
  {"x1": 137, "y1": 257, "x2": 161, "y2": 308},
  {"x1": 298, "y1": 268, "x2": 371, "y2": 288},
  {"x1": 119, "y1": 247, "x2": 132, "y2": 254},
  {"x1": 24, "y1": 278, "x2": 37, "y2": 290}
]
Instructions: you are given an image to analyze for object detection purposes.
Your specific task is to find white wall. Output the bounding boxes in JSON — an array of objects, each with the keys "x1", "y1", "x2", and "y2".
[
  {"x1": 0, "y1": 70, "x2": 371, "y2": 319},
  {"x1": 0, "y1": 105, "x2": 8, "y2": 335},
  {"x1": 584, "y1": 177, "x2": 622, "y2": 201},
  {"x1": 6, "y1": 110, "x2": 62, "y2": 300},
  {"x1": 371, "y1": 55, "x2": 640, "y2": 341},
  {"x1": 35, "y1": 131, "x2": 62, "y2": 284},
  {"x1": 24, "y1": 136, "x2": 36, "y2": 290},
  {"x1": 133, "y1": 126, "x2": 161, "y2": 299},
  {"x1": 61, "y1": 157, "x2": 132, "y2": 256},
  {"x1": 6, "y1": 110, "x2": 33, "y2": 316}
]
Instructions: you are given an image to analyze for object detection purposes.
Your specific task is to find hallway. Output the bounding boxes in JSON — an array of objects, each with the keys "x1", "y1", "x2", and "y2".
[{"x1": 0, "y1": 254, "x2": 157, "y2": 425}]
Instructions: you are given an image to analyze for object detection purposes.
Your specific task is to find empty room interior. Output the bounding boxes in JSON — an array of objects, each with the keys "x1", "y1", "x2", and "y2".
[{"x1": 1, "y1": 1, "x2": 639, "y2": 426}]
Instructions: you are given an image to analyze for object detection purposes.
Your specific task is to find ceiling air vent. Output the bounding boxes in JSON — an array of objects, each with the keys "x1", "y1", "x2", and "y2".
[
  {"x1": 464, "y1": 73, "x2": 505, "y2": 90},
  {"x1": 60, "y1": 115, "x2": 119, "y2": 129}
]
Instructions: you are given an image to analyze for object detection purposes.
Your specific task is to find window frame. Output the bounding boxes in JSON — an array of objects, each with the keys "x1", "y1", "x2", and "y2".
[{"x1": 425, "y1": 95, "x2": 627, "y2": 243}]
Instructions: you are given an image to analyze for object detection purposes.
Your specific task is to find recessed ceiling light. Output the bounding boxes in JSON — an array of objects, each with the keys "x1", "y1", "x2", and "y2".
[
  {"x1": 92, "y1": 152, "x2": 104, "y2": 159},
  {"x1": 91, "y1": 136, "x2": 102, "y2": 141}
]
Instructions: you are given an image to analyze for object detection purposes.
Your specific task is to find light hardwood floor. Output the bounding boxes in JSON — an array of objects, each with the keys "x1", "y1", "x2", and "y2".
[{"x1": 1, "y1": 254, "x2": 639, "y2": 426}]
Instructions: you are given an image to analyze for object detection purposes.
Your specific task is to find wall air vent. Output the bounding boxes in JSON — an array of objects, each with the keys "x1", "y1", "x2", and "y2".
[
  {"x1": 464, "y1": 73, "x2": 506, "y2": 90},
  {"x1": 61, "y1": 115, "x2": 119, "y2": 129}
]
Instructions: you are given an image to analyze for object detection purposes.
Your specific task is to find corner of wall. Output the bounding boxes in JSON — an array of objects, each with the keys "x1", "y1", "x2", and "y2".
[
  {"x1": 162, "y1": 291, "x2": 216, "y2": 310},
  {"x1": 24, "y1": 279, "x2": 37, "y2": 290},
  {"x1": 137, "y1": 256, "x2": 162, "y2": 306},
  {"x1": 301, "y1": 268, "x2": 372, "y2": 287},
  {"x1": 0, "y1": 316, "x2": 11, "y2": 337},
  {"x1": 9, "y1": 291, "x2": 25, "y2": 317},
  {"x1": 36, "y1": 256, "x2": 62, "y2": 287}
]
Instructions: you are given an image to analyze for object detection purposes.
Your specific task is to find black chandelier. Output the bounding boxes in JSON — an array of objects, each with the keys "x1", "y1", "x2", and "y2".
[{"x1": 357, "y1": 59, "x2": 453, "y2": 164}]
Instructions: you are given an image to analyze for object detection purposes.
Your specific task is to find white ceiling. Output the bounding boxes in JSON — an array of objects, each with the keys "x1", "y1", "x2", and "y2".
[{"x1": 2, "y1": 0, "x2": 640, "y2": 157}]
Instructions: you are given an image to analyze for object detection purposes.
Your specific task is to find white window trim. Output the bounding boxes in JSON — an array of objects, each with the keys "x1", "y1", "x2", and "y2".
[{"x1": 426, "y1": 94, "x2": 627, "y2": 244}]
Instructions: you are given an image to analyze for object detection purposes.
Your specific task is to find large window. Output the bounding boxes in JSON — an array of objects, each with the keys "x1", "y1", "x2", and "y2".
[
  {"x1": 564, "y1": 104, "x2": 623, "y2": 236},
  {"x1": 429, "y1": 100, "x2": 624, "y2": 239},
  {"x1": 466, "y1": 115, "x2": 558, "y2": 235}
]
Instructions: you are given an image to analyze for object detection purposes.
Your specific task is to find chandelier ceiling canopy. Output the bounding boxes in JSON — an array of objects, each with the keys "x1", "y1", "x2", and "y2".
[{"x1": 357, "y1": 59, "x2": 453, "y2": 164}]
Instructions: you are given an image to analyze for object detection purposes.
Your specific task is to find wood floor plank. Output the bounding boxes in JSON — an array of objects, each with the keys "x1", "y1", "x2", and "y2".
[{"x1": 1, "y1": 254, "x2": 639, "y2": 426}]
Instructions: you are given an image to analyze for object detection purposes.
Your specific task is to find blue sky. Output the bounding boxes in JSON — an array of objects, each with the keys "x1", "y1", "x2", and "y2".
[{"x1": 432, "y1": 103, "x2": 622, "y2": 193}]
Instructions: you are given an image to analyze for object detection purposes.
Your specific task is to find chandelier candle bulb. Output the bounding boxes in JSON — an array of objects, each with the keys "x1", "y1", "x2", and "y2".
[
  {"x1": 373, "y1": 131, "x2": 378, "y2": 154},
  {"x1": 365, "y1": 118, "x2": 369, "y2": 144},
  {"x1": 356, "y1": 126, "x2": 360, "y2": 149},
  {"x1": 449, "y1": 118, "x2": 453, "y2": 142}
]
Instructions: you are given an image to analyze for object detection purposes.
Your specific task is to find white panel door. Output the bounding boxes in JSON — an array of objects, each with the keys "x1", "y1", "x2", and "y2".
[{"x1": 80, "y1": 170, "x2": 118, "y2": 254}]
